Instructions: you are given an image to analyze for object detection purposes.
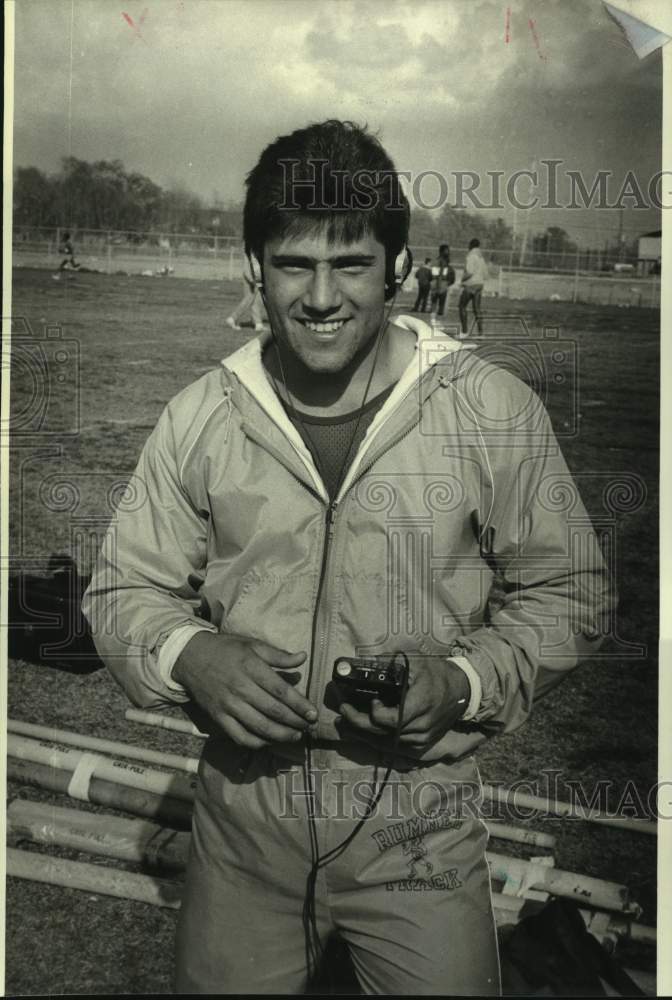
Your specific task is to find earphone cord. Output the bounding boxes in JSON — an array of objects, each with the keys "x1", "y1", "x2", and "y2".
[
  {"x1": 280, "y1": 292, "x2": 398, "y2": 977},
  {"x1": 301, "y1": 652, "x2": 410, "y2": 981},
  {"x1": 255, "y1": 265, "x2": 406, "y2": 979}
]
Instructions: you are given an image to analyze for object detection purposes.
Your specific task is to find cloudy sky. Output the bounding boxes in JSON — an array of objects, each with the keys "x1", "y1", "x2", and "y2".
[{"x1": 11, "y1": 0, "x2": 663, "y2": 243}]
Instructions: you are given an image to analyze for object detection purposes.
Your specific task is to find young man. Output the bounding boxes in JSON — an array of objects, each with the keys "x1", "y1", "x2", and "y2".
[
  {"x1": 430, "y1": 243, "x2": 455, "y2": 318},
  {"x1": 459, "y1": 238, "x2": 488, "y2": 335},
  {"x1": 413, "y1": 256, "x2": 433, "y2": 312},
  {"x1": 83, "y1": 120, "x2": 612, "y2": 995}
]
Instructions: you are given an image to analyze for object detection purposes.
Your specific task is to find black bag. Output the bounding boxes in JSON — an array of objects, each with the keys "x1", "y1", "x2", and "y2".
[
  {"x1": 8, "y1": 554, "x2": 103, "y2": 672},
  {"x1": 500, "y1": 898, "x2": 648, "y2": 997}
]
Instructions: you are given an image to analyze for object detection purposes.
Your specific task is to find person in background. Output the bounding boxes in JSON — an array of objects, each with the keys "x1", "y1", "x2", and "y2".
[
  {"x1": 226, "y1": 251, "x2": 266, "y2": 331},
  {"x1": 459, "y1": 238, "x2": 488, "y2": 336},
  {"x1": 413, "y1": 257, "x2": 433, "y2": 313},
  {"x1": 430, "y1": 243, "x2": 455, "y2": 319},
  {"x1": 57, "y1": 231, "x2": 80, "y2": 272}
]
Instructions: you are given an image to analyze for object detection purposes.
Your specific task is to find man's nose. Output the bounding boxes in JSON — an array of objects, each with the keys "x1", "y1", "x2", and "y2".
[{"x1": 303, "y1": 265, "x2": 342, "y2": 314}]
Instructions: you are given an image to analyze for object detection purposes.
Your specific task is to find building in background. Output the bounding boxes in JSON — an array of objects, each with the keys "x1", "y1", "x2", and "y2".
[{"x1": 637, "y1": 230, "x2": 661, "y2": 275}]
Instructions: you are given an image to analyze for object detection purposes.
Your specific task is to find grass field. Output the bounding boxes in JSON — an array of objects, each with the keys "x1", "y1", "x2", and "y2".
[{"x1": 5, "y1": 266, "x2": 660, "y2": 994}]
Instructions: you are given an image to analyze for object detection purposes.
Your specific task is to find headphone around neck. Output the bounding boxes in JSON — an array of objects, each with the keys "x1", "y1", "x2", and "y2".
[{"x1": 247, "y1": 246, "x2": 413, "y2": 300}]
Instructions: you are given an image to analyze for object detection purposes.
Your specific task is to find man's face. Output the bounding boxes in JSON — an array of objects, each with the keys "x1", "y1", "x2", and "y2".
[{"x1": 261, "y1": 229, "x2": 388, "y2": 373}]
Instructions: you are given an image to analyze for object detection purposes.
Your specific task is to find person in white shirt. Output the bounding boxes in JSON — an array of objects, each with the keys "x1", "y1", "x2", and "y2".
[
  {"x1": 226, "y1": 251, "x2": 266, "y2": 331},
  {"x1": 459, "y1": 238, "x2": 488, "y2": 335}
]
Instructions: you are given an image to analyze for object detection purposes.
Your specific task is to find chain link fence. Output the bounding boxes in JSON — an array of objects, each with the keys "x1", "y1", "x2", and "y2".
[{"x1": 12, "y1": 228, "x2": 660, "y2": 307}]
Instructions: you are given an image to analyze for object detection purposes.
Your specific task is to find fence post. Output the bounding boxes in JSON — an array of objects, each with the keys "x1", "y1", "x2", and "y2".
[
  {"x1": 107, "y1": 242, "x2": 112, "y2": 275},
  {"x1": 572, "y1": 247, "x2": 580, "y2": 303},
  {"x1": 228, "y1": 245, "x2": 235, "y2": 281}
]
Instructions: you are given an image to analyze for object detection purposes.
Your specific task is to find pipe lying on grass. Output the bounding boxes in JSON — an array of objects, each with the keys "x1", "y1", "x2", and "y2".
[
  {"x1": 7, "y1": 797, "x2": 637, "y2": 914},
  {"x1": 8, "y1": 734, "x2": 197, "y2": 802},
  {"x1": 125, "y1": 708, "x2": 205, "y2": 737},
  {"x1": 486, "y1": 822, "x2": 555, "y2": 849},
  {"x1": 124, "y1": 710, "x2": 656, "y2": 836},
  {"x1": 7, "y1": 847, "x2": 182, "y2": 909},
  {"x1": 6, "y1": 837, "x2": 654, "y2": 951},
  {"x1": 8, "y1": 718, "x2": 200, "y2": 774},
  {"x1": 9, "y1": 754, "x2": 553, "y2": 851},
  {"x1": 8, "y1": 842, "x2": 654, "y2": 994},
  {"x1": 481, "y1": 785, "x2": 657, "y2": 836},
  {"x1": 7, "y1": 758, "x2": 193, "y2": 829},
  {"x1": 487, "y1": 851, "x2": 640, "y2": 916},
  {"x1": 8, "y1": 800, "x2": 190, "y2": 870}
]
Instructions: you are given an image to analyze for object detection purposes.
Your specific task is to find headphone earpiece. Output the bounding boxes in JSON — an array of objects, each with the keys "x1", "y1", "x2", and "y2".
[
  {"x1": 385, "y1": 246, "x2": 413, "y2": 300},
  {"x1": 248, "y1": 254, "x2": 264, "y2": 289}
]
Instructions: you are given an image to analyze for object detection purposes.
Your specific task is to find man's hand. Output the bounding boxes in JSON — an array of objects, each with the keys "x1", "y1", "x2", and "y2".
[
  {"x1": 337, "y1": 658, "x2": 471, "y2": 749},
  {"x1": 172, "y1": 631, "x2": 317, "y2": 748}
]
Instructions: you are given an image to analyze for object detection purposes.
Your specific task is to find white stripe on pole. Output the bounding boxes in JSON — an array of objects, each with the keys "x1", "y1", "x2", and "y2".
[
  {"x1": 8, "y1": 734, "x2": 197, "y2": 802},
  {"x1": 8, "y1": 719, "x2": 200, "y2": 774}
]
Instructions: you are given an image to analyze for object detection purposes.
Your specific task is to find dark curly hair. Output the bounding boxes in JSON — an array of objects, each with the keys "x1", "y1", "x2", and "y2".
[{"x1": 243, "y1": 120, "x2": 409, "y2": 270}]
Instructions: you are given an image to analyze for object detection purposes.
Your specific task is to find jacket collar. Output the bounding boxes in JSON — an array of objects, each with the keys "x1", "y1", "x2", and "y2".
[
  {"x1": 220, "y1": 316, "x2": 472, "y2": 503},
  {"x1": 221, "y1": 316, "x2": 468, "y2": 395}
]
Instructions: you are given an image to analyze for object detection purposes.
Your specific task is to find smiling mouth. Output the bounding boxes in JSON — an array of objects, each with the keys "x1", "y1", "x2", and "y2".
[{"x1": 299, "y1": 319, "x2": 349, "y2": 334}]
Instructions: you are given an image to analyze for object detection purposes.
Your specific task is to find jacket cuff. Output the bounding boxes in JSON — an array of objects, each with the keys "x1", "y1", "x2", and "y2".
[
  {"x1": 157, "y1": 622, "x2": 217, "y2": 695},
  {"x1": 446, "y1": 655, "x2": 482, "y2": 721}
]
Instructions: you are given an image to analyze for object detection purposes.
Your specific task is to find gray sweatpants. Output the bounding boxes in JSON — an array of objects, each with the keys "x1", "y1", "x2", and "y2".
[{"x1": 175, "y1": 740, "x2": 501, "y2": 995}]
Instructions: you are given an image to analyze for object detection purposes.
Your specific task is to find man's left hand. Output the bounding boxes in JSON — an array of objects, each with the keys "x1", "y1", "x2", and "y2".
[{"x1": 337, "y1": 658, "x2": 472, "y2": 749}]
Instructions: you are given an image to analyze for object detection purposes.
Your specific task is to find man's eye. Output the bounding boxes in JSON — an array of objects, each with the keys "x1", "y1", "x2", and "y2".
[
  {"x1": 339, "y1": 266, "x2": 367, "y2": 276},
  {"x1": 281, "y1": 265, "x2": 309, "y2": 274}
]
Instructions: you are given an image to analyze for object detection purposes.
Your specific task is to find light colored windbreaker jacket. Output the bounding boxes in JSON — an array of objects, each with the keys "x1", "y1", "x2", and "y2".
[{"x1": 83, "y1": 316, "x2": 613, "y2": 762}]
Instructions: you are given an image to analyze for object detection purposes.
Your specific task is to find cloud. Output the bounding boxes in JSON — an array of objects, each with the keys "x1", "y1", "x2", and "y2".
[{"x1": 11, "y1": 0, "x2": 662, "y2": 243}]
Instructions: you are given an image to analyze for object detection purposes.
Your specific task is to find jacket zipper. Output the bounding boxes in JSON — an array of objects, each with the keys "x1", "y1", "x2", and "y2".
[
  {"x1": 308, "y1": 378, "x2": 457, "y2": 708},
  {"x1": 243, "y1": 373, "x2": 453, "y2": 713},
  {"x1": 309, "y1": 413, "x2": 430, "y2": 710},
  {"x1": 305, "y1": 500, "x2": 338, "y2": 703}
]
